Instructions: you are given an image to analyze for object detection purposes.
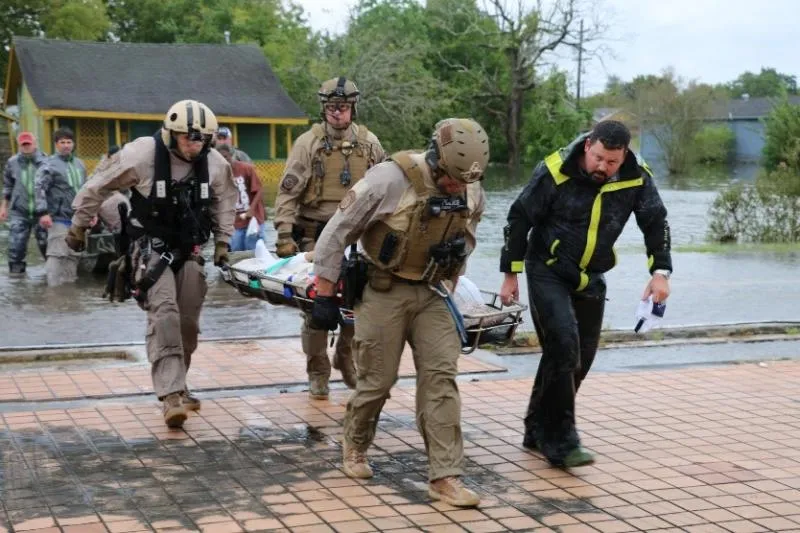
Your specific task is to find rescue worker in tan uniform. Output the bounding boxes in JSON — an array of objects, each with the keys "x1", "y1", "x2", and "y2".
[
  {"x1": 274, "y1": 77, "x2": 385, "y2": 399},
  {"x1": 311, "y1": 118, "x2": 489, "y2": 507},
  {"x1": 65, "y1": 100, "x2": 237, "y2": 429}
]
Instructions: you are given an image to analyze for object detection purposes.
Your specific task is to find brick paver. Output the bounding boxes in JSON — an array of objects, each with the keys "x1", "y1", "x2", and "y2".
[
  {"x1": 0, "y1": 340, "x2": 504, "y2": 402},
  {"x1": 0, "y1": 341, "x2": 798, "y2": 533}
]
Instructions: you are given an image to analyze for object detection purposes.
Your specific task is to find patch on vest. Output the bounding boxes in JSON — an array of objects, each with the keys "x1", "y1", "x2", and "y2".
[
  {"x1": 280, "y1": 174, "x2": 299, "y2": 192},
  {"x1": 339, "y1": 189, "x2": 356, "y2": 211}
]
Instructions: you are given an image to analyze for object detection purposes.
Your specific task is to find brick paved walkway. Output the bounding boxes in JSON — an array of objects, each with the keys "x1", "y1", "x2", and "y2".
[{"x1": 0, "y1": 340, "x2": 798, "y2": 532}]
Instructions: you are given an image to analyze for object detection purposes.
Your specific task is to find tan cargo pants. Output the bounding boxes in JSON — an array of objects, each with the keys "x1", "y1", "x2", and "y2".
[
  {"x1": 139, "y1": 252, "x2": 208, "y2": 399},
  {"x1": 344, "y1": 281, "x2": 464, "y2": 481},
  {"x1": 298, "y1": 229, "x2": 354, "y2": 382},
  {"x1": 45, "y1": 222, "x2": 81, "y2": 286}
]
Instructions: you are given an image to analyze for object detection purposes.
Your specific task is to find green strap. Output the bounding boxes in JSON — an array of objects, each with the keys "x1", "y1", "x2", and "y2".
[{"x1": 66, "y1": 161, "x2": 82, "y2": 192}]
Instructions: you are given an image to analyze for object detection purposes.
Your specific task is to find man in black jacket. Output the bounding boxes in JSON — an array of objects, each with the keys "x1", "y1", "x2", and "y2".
[{"x1": 499, "y1": 120, "x2": 672, "y2": 467}]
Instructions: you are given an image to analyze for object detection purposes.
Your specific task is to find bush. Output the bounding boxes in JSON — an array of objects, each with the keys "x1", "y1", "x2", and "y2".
[
  {"x1": 707, "y1": 165, "x2": 800, "y2": 243},
  {"x1": 762, "y1": 101, "x2": 800, "y2": 171},
  {"x1": 693, "y1": 125, "x2": 734, "y2": 163}
]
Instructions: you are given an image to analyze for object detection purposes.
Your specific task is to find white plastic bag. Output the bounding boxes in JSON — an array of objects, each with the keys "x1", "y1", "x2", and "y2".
[
  {"x1": 634, "y1": 296, "x2": 666, "y2": 333},
  {"x1": 246, "y1": 216, "x2": 259, "y2": 237}
]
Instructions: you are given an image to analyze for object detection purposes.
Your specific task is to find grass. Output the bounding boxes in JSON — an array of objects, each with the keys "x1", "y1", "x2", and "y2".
[{"x1": 675, "y1": 242, "x2": 800, "y2": 254}]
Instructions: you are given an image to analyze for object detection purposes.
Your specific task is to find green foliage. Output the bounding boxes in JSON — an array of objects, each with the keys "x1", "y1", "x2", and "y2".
[
  {"x1": 692, "y1": 125, "x2": 734, "y2": 164},
  {"x1": 762, "y1": 101, "x2": 800, "y2": 171},
  {"x1": 522, "y1": 71, "x2": 590, "y2": 164},
  {"x1": 729, "y1": 67, "x2": 798, "y2": 98}
]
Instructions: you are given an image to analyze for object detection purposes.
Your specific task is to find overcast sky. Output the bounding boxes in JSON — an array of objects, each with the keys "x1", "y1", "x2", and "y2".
[{"x1": 296, "y1": 0, "x2": 797, "y2": 95}]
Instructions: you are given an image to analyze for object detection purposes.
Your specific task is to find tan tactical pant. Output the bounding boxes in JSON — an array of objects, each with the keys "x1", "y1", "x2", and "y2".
[
  {"x1": 344, "y1": 282, "x2": 464, "y2": 481},
  {"x1": 45, "y1": 222, "x2": 81, "y2": 286},
  {"x1": 298, "y1": 231, "x2": 354, "y2": 381},
  {"x1": 140, "y1": 255, "x2": 207, "y2": 399}
]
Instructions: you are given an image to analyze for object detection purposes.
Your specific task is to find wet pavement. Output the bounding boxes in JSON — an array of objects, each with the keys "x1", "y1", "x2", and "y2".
[{"x1": 0, "y1": 339, "x2": 799, "y2": 532}]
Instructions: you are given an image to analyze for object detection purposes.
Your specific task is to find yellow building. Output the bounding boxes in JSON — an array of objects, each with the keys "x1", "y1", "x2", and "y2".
[{"x1": 3, "y1": 37, "x2": 308, "y2": 188}]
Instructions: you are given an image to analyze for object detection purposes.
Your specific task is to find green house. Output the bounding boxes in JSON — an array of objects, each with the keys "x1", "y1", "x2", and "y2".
[{"x1": 3, "y1": 36, "x2": 308, "y2": 184}]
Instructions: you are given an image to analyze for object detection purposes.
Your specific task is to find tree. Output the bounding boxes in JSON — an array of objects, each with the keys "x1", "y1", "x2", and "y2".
[
  {"x1": 312, "y1": 0, "x2": 445, "y2": 151},
  {"x1": 635, "y1": 70, "x2": 716, "y2": 174},
  {"x1": 429, "y1": 0, "x2": 607, "y2": 176},
  {"x1": 729, "y1": 67, "x2": 798, "y2": 98}
]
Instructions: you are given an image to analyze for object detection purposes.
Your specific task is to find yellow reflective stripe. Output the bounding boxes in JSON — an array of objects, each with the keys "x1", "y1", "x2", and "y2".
[
  {"x1": 544, "y1": 151, "x2": 570, "y2": 185},
  {"x1": 545, "y1": 258, "x2": 558, "y2": 266},
  {"x1": 577, "y1": 271, "x2": 589, "y2": 291},
  {"x1": 549, "y1": 239, "x2": 560, "y2": 255},
  {"x1": 579, "y1": 194, "x2": 603, "y2": 269},
  {"x1": 511, "y1": 261, "x2": 524, "y2": 273},
  {"x1": 647, "y1": 255, "x2": 654, "y2": 269},
  {"x1": 600, "y1": 177, "x2": 643, "y2": 193},
  {"x1": 579, "y1": 178, "x2": 645, "y2": 270}
]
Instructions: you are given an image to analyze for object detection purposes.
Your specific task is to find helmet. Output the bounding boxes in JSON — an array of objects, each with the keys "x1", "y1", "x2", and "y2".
[
  {"x1": 318, "y1": 77, "x2": 360, "y2": 120},
  {"x1": 426, "y1": 118, "x2": 490, "y2": 183},
  {"x1": 161, "y1": 99, "x2": 218, "y2": 148}
]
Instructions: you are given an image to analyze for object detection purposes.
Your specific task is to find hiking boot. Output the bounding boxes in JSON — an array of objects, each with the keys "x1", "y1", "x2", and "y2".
[
  {"x1": 549, "y1": 446, "x2": 595, "y2": 468},
  {"x1": 183, "y1": 391, "x2": 201, "y2": 411},
  {"x1": 429, "y1": 476, "x2": 480, "y2": 507},
  {"x1": 342, "y1": 442, "x2": 373, "y2": 479},
  {"x1": 333, "y1": 351, "x2": 357, "y2": 389},
  {"x1": 309, "y1": 376, "x2": 329, "y2": 400},
  {"x1": 162, "y1": 393, "x2": 187, "y2": 429}
]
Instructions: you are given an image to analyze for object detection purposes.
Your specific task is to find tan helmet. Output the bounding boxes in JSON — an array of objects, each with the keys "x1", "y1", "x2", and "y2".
[
  {"x1": 318, "y1": 77, "x2": 360, "y2": 120},
  {"x1": 161, "y1": 99, "x2": 218, "y2": 147},
  {"x1": 426, "y1": 118, "x2": 490, "y2": 183}
]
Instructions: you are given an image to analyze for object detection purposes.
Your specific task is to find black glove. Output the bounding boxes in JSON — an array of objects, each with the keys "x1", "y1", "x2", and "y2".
[{"x1": 310, "y1": 295, "x2": 340, "y2": 331}]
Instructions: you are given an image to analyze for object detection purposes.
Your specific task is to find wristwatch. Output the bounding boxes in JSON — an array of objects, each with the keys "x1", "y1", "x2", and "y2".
[{"x1": 653, "y1": 269, "x2": 671, "y2": 280}]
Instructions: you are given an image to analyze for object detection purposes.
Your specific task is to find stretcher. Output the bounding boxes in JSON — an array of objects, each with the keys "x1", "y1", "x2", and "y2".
[{"x1": 220, "y1": 260, "x2": 527, "y2": 354}]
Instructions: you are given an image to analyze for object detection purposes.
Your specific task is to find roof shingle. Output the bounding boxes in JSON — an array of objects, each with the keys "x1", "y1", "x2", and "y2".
[{"x1": 11, "y1": 37, "x2": 307, "y2": 120}]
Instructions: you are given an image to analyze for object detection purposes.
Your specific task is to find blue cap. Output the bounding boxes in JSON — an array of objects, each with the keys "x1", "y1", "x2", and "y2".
[{"x1": 217, "y1": 126, "x2": 232, "y2": 138}]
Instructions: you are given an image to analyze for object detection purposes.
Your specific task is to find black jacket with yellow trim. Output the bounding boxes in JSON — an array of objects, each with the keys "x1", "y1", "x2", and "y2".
[{"x1": 500, "y1": 134, "x2": 672, "y2": 290}]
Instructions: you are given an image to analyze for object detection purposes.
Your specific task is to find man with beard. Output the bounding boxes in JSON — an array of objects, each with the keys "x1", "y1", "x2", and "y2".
[{"x1": 498, "y1": 120, "x2": 672, "y2": 467}]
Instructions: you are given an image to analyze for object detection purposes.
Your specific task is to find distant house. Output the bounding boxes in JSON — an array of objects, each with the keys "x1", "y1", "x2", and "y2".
[
  {"x1": 591, "y1": 107, "x2": 640, "y2": 148},
  {"x1": 640, "y1": 95, "x2": 800, "y2": 165},
  {"x1": 2, "y1": 37, "x2": 308, "y2": 183}
]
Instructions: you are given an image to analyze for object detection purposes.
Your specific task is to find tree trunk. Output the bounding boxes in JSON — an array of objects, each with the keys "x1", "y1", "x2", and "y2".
[{"x1": 506, "y1": 87, "x2": 525, "y2": 178}]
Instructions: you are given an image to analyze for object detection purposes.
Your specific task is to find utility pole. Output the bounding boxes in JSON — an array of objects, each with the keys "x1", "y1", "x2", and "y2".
[{"x1": 576, "y1": 18, "x2": 584, "y2": 109}]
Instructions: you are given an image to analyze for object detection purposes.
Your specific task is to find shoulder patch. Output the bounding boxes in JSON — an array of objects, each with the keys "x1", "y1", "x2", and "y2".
[
  {"x1": 291, "y1": 160, "x2": 306, "y2": 175},
  {"x1": 339, "y1": 189, "x2": 356, "y2": 211},
  {"x1": 280, "y1": 174, "x2": 299, "y2": 192}
]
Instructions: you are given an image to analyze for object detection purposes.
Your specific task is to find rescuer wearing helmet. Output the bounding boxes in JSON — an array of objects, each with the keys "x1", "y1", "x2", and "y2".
[
  {"x1": 273, "y1": 77, "x2": 386, "y2": 400},
  {"x1": 66, "y1": 99, "x2": 238, "y2": 428},
  {"x1": 310, "y1": 118, "x2": 490, "y2": 507}
]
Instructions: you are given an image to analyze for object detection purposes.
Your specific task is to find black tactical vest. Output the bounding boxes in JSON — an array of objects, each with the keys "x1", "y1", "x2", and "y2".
[{"x1": 129, "y1": 134, "x2": 213, "y2": 251}]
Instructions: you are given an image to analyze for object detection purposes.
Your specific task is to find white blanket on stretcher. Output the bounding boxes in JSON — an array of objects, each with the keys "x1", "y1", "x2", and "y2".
[{"x1": 232, "y1": 240, "x2": 508, "y2": 327}]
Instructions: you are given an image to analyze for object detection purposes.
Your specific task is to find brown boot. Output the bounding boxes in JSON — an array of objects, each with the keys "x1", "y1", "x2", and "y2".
[
  {"x1": 429, "y1": 476, "x2": 480, "y2": 507},
  {"x1": 309, "y1": 376, "x2": 329, "y2": 400},
  {"x1": 183, "y1": 391, "x2": 201, "y2": 412},
  {"x1": 162, "y1": 393, "x2": 187, "y2": 429},
  {"x1": 342, "y1": 442, "x2": 373, "y2": 479},
  {"x1": 333, "y1": 351, "x2": 357, "y2": 389}
]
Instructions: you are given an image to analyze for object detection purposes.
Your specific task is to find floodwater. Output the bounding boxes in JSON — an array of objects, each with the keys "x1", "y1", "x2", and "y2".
[{"x1": 1, "y1": 165, "x2": 798, "y2": 348}]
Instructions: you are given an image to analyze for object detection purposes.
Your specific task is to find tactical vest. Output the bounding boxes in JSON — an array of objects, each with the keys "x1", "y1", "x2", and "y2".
[
  {"x1": 300, "y1": 123, "x2": 375, "y2": 207},
  {"x1": 360, "y1": 151, "x2": 469, "y2": 284},
  {"x1": 129, "y1": 134, "x2": 213, "y2": 251}
]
